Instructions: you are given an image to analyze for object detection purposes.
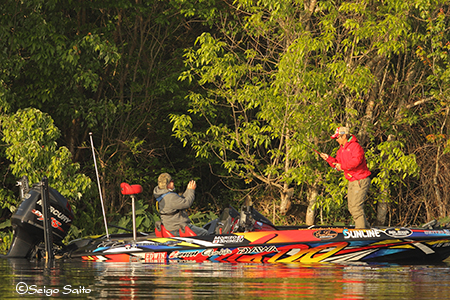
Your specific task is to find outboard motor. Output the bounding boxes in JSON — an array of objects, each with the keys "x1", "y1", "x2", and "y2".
[{"x1": 6, "y1": 177, "x2": 74, "y2": 258}]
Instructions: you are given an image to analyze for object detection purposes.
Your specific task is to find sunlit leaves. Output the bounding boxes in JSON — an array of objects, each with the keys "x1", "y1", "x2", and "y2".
[
  {"x1": 366, "y1": 140, "x2": 420, "y2": 204},
  {"x1": 175, "y1": 1, "x2": 342, "y2": 201},
  {"x1": 170, "y1": 0, "x2": 450, "y2": 225},
  {"x1": 0, "y1": 108, "x2": 91, "y2": 200}
]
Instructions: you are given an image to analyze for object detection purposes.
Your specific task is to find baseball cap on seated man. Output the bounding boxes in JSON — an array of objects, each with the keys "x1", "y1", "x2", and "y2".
[
  {"x1": 330, "y1": 127, "x2": 350, "y2": 139},
  {"x1": 158, "y1": 173, "x2": 172, "y2": 189}
]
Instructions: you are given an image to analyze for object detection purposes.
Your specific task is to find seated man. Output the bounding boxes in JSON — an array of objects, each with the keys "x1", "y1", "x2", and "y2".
[{"x1": 153, "y1": 173, "x2": 208, "y2": 236}]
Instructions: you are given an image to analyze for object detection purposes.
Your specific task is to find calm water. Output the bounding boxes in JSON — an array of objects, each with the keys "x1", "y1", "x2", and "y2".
[{"x1": 1, "y1": 258, "x2": 450, "y2": 299}]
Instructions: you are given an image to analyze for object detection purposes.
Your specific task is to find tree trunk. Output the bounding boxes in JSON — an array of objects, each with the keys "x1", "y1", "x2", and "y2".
[
  {"x1": 305, "y1": 185, "x2": 318, "y2": 225},
  {"x1": 375, "y1": 199, "x2": 388, "y2": 226},
  {"x1": 374, "y1": 134, "x2": 396, "y2": 226},
  {"x1": 279, "y1": 187, "x2": 293, "y2": 215},
  {"x1": 279, "y1": 127, "x2": 292, "y2": 215},
  {"x1": 433, "y1": 145, "x2": 445, "y2": 219}
]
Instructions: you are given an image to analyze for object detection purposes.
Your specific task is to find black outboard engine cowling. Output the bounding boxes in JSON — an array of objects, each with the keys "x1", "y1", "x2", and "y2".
[{"x1": 6, "y1": 185, "x2": 74, "y2": 258}]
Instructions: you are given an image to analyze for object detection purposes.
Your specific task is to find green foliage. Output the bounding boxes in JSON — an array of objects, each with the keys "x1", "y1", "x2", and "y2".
[
  {"x1": 109, "y1": 199, "x2": 160, "y2": 234},
  {"x1": 0, "y1": 0, "x2": 120, "y2": 109},
  {"x1": 0, "y1": 108, "x2": 91, "y2": 201},
  {"x1": 66, "y1": 187, "x2": 104, "y2": 239},
  {"x1": 315, "y1": 168, "x2": 349, "y2": 225},
  {"x1": 366, "y1": 141, "x2": 420, "y2": 204},
  {"x1": 0, "y1": 189, "x2": 17, "y2": 214},
  {"x1": 189, "y1": 210, "x2": 218, "y2": 227},
  {"x1": 0, "y1": 0, "x2": 448, "y2": 231},
  {"x1": 172, "y1": 0, "x2": 450, "y2": 226},
  {"x1": 414, "y1": 4, "x2": 450, "y2": 154},
  {"x1": 174, "y1": 1, "x2": 378, "y2": 216},
  {"x1": 0, "y1": 227, "x2": 13, "y2": 255}
]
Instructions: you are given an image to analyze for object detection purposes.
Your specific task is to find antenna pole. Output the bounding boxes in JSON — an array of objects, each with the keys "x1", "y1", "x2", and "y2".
[{"x1": 89, "y1": 132, "x2": 110, "y2": 239}]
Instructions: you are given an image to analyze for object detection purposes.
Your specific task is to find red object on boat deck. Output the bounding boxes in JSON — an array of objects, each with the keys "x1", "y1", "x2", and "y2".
[
  {"x1": 155, "y1": 221, "x2": 175, "y2": 237},
  {"x1": 120, "y1": 183, "x2": 143, "y2": 195},
  {"x1": 179, "y1": 226, "x2": 197, "y2": 237}
]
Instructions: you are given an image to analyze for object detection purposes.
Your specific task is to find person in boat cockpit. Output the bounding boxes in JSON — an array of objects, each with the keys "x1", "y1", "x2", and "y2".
[
  {"x1": 153, "y1": 173, "x2": 208, "y2": 236},
  {"x1": 319, "y1": 127, "x2": 372, "y2": 229}
]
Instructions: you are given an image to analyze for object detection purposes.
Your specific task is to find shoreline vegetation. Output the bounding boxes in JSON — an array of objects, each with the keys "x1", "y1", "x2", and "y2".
[{"x1": 0, "y1": 1, "x2": 449, "y2": 253}]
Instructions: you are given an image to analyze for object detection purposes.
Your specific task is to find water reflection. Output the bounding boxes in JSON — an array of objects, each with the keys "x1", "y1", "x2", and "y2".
[{"x1": 1, "y1": 258, "x2": 450, "y2": 299}]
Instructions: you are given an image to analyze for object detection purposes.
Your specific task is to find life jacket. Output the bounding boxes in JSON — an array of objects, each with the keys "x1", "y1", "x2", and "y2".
[{"x1": 155, "y1": 192, "x2": 180, "y2": 215}]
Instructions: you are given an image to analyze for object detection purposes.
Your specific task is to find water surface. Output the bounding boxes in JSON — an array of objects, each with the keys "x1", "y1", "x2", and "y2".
[{"x1": 2, "y1": 258, "x2": 450, "y2": 299}]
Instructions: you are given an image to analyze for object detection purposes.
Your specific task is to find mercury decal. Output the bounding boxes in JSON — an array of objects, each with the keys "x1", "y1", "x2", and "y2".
[
  {"x1": 343, "y1": 229, "x2": 381, "y2": 239},
  {"x1": 313, "y1": 229, "x2": 338, "y2": 240},
  {"x1": 36, "y1": 199, "x2": 72, "y2": 224},
  {"x1": 384, "y1": 228, "x2": 413, "y2": 238},
  {"x1": 31, "y1": 209, "x2": 64, "y2": 232}
]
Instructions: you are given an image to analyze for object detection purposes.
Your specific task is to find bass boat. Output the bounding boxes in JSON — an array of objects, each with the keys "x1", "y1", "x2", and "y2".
[{"x1": 4, "y1": 180, "x2": 450, "y2": 264}]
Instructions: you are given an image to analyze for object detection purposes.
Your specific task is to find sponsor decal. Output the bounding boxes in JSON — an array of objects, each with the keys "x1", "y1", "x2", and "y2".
[
  {"x1": 313, "y1": 229, "x2": 338, "y2": 240},
  {"x1": 162, "y1": 240, "x2": 182, "y2": 246},
  {"x1": 169, "y1": 250, "x2": 200, "y2": 259},
  {"x1": 36, "y1": 200, "x2": 72, "y2": 224},
  {"x1": 424, "y1": 229, "x2": 450, "y2": 235},
  {"x1": 343, "y1": 229, "x2": 381, "y2": 239},
  {"x1": 384, "y1": 228, "x2": 413, "y2": 238},
  {"x1": 137, "y1": 241, "x2": 159, "y2": 246},
  {"x1": 212, "y1": 235, "x2": 245, "y2": 244},
  {"x1": 103, "y1": 246, "x2": 142, "y2": 253},
  {"x1": 434, "y1": 242, "x2": 450, "y2": 248},
  {"x1": 202, "y1": 248, "x2": 233, "y2": 257},
  {"x1": 237, "y1": 246, "x2": 278, "y2": 255},
  {"x1": 145, "y1": 252, "x2": 167, "y2": 263},
  {"x1": 31, "y1": 209, "x2": 64, "y2": 232}
]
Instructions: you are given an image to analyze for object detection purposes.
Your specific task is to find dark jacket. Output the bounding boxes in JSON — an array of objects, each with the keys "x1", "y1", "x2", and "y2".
[
  {"x1": 326, "y1": 135, "x2": 371, "y2": 181},
  {"x1": 153, "y1": 186, "x2": 195, "y2": 232}
]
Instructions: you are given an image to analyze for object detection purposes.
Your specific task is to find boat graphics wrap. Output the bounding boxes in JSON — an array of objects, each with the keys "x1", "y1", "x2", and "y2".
[{"x1": 77, "y1": 228, "x2": 450, "y2": 264}]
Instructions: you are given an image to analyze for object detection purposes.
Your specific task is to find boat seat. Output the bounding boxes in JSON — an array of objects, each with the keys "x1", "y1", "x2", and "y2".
[
  {"x1": 155, "y1": 221, "x2": 197, "y2": 237},
  {"x1": 155, "y1": 221, "x2": 175, "y2": 237},
  {"x1": 215, "y1": 207, "x2": 233, "y2": 234},
  {"x1": 120, "y1": 183, "x2": 143, "y2": 242},
  {"x1": 120, "y1": 182, "x2": 143, "y2": 195},
  {"x1": 179, "y1": 225, "x2": 197, "y2": 237}
]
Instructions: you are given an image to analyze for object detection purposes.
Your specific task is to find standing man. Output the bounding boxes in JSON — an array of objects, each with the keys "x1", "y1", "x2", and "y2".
[
  {"x1": 319, "y1": 127, "x2": 372, "y2": 229},
  {"x1": 153, "y1": 173, "x2": 208, "y2": 236}
]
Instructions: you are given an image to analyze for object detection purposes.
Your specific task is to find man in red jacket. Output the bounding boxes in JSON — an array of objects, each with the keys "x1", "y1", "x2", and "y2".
[{"x1": 319, "y1": 127, "x2": 371, "y2": 229}]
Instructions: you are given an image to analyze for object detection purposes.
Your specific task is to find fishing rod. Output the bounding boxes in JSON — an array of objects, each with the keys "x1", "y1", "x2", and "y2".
[
  {"x1": 89, "y1": 132, "x2": 110, "y2": 240},
  {"x1": 299, "y1": 140, "x2": 321, "y2": 155},
  {"x1": 299, "y1": 140, "x2": 340, "y2": 170},
  {"x1": 302, "y1": 140, "x2": 347, "y2": 173}
]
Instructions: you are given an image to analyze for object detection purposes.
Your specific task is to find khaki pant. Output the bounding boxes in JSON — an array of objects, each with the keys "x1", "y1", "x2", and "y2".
[{"x1": 348, "y1": 177, "x2": 371, "y2": 229}]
